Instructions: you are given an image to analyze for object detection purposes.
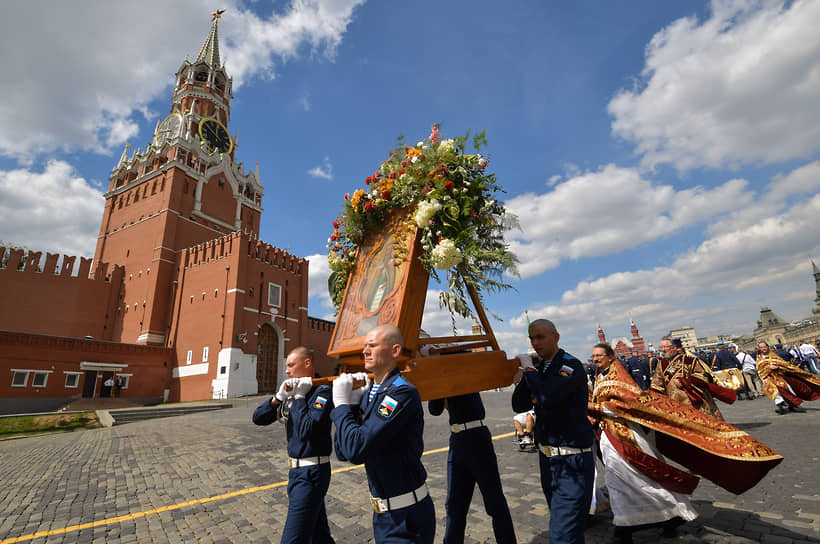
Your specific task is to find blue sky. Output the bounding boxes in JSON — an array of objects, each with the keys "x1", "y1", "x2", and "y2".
[{"x1": 2, "y1": 0, "x2": 820, "y2": 359}]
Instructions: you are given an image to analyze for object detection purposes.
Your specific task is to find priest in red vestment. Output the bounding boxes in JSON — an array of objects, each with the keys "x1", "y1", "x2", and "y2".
[
  {"x1": 756, "y1": 341, "x2": 820, "y2": 414},
  {"x1": 651, "y1": 338, "x2": 730, "y2": 420},
  {"x1": 589, "y1": 343, "x2": 783, "y2": 542}
]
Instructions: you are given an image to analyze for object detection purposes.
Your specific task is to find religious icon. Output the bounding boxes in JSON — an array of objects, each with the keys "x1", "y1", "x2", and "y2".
[{"x1": 327, "y1": 208, "x2": 428, "y2": 359}]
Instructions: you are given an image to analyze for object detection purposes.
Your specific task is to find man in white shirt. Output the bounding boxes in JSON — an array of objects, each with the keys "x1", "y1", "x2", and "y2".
[
  {"x1": 799, "y1": 343, "x2": 820, "y2": 374},
  {"x1": 733, "y1": 346, "x2": 764, "y2": 399}
]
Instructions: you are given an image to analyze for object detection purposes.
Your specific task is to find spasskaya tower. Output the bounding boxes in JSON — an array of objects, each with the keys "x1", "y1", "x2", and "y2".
[{"x1": 94, "y1": 10, "x2": 264, "y2": 347}]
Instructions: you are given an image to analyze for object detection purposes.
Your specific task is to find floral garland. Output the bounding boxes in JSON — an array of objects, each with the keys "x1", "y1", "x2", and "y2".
[{"x1": 327, "y1": 124, "x2": 518, "y2": 319}]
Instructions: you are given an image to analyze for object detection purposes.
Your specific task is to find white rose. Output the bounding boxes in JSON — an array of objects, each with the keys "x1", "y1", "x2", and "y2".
[
  {"x1": 438, "y1": 139, "x2": 455, "y2": 154},
  {"x1": 431, "y1": 238, "x2": 463, "y2": 270},
  {"x1": 328, "y1": 252, "x2": 344, "y2": 272},
  {"x1": 414, "y1": 200, "x2": 441, "y2": 227}
]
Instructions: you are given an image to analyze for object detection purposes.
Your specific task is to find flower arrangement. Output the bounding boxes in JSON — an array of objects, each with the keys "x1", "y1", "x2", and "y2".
[{"x1": 327, "y1": 124, "x2": 518, "y2": 319}]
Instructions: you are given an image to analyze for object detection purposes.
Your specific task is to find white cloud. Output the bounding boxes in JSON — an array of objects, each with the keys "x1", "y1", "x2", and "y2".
[
  {"x1": 0, "y1": 1, "x2": 365, "y2": 161},
  {"x1": 506, "y1": 164, "x2": 753, "y2": 278},
  {"x1": 0, "y1": 161, "x2": 104, "y2": 257},
  {"x1": 305, "y1": 252, "x2": 335, "y2": 318},
  {"x1": 308, "y1": 157, "x2": 334, "y2": 180},
  {"x1": 609, "y1": 0, "x2": 820, "y2": 171}
]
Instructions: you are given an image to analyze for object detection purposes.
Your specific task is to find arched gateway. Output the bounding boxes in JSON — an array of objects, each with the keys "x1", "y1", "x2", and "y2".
[{"x1": 256, "y1": 323, "x2": 280, "y2": 393}]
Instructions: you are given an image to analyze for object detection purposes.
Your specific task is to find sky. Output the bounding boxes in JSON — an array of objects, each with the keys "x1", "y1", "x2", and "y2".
[{"x1": 2, "y1": 0, "x2": 820, "y2": 360}]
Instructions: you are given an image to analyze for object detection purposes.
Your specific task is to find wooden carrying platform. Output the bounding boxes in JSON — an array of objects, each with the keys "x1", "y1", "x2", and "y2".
[{"x1": 326, "y1": 208, "x2": 519, "y2": 400}]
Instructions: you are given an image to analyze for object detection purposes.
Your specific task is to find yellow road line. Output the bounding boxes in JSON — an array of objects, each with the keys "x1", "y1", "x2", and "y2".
[{"x1": 0, "y1": 429, "x2": 517, "y2": 544}]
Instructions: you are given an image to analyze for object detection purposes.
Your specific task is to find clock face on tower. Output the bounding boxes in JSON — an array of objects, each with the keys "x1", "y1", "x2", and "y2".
[
  {"x1": 154, "y1": 113, "x2": 182, "y2": 145},
  {"x1": 198, "y1": 117, "x2": 233, "y2": 153}
]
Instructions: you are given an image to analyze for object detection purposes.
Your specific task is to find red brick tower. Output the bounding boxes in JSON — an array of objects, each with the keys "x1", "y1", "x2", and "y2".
[
  {"x1": 93, "y1": 11, "x2": 263, "y2": 347},
  {"x1": 629, "y1": 314, "x2": 647, "y2": 354}
]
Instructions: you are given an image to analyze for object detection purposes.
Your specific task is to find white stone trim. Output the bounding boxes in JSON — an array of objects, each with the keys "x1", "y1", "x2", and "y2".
[
  {"x1": 244, "y1": 306, "x2": 259, "y2": 313},
  {"x1": 172, "y1": 363, "x2": 209, "y2": 378},
  {"x1": 80, "y1": 362, "x2": 128, "y2": 371},
  {"x1": 228, "y1": 288, "x2": 245, "y2": 294},
  {"x1": 136, "y1": 332, "x2": 166, "y2": 344}
]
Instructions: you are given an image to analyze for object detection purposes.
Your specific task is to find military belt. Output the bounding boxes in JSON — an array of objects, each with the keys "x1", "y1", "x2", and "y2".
[{"x1": 371, "y1": 483, "x2": 428, "y2": 514}]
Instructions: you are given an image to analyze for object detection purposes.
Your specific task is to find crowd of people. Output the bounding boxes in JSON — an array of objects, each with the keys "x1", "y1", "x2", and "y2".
[{"x1": 250, "y1": 320, "x2": 819, "y2": 544}]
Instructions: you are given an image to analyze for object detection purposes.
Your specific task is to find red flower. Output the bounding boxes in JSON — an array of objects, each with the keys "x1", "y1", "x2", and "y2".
[
  {"x1": 401, "y1": 160, "x2": 408, "y2": 167},
  {"x1": 374, "y1": 170, "x2": 381, "y2": 179},
  {"x1": 344, "y1": 193, "x2": 350, "y2": 200},
  {"x1": 381, "y1": 191, "x2": 391, "y2": 200},
  {"x1": 389, "y1": 171, "x2": 397, "y2": 179},
  {"x1": 332, "y1": 220, "x2": 339, "y2": 229},
  {"x1": 366, "y1": 176, "x2": 372, "y2": 185},
  {"x1": 364, "y1": 202, "x2": 374, "y2": 212},
  {"x1": 443, "y1": 180, "x2": 454, "y2": 192},
  {"x1": 330, "y1": 234, "x2": 338, "y2": 241}
]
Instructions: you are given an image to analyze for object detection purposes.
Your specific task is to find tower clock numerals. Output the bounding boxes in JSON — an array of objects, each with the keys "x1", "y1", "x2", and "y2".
[
  {"x1": 155, "y1": 113, "x2": 182, "y2": 145},
  {"x1": 198, "y1": 117, "x2": 233, "y2": 153}
]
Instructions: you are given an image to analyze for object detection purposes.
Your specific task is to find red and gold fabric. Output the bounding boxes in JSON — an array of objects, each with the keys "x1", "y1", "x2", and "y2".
[
  {"x1": 591, "y1": 361, "x2": 782, "y2": 495},
  {"x1": 650, "y1": 352, "x2": 725, "y2": 420},
  {"x1": 756, "y1": 352, "x2": 820, "y2": 407}
]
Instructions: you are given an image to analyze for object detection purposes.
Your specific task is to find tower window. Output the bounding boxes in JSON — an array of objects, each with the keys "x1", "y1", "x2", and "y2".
[
  {"x1": 195, "y1": 71, "x2": 208, "y2": 82},
  {"x1": 268, "y1": 282, "x2": 282, "y2": 308}
]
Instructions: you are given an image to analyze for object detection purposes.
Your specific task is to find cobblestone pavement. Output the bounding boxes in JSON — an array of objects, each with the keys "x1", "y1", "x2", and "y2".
[{"x1": 1, "y1": 390, "x2": 819, "y2": 543}]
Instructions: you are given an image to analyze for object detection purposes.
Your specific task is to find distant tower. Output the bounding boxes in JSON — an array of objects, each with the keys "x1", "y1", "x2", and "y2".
[
  {"x1": 813, "y1": 260, "x2": 820, "y2": 318},
  {"x1": 629, "y1": 314, "x2": 647, "y2": 354},
  {"x1": 597, "y1": 320, "x2": 606, "y2": 343}
]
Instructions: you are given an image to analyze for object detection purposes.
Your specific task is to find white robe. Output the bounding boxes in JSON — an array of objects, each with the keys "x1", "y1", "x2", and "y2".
[{"x1": 599, "y1": 412, "x2": 698, "y2": 527}]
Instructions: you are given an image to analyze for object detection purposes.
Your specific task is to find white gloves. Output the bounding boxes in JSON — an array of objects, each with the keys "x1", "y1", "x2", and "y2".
[
  {"x1": 291, "y1": 376, "x2": 313, "y2": 399},
  {"x1": 333, "y1": 372, "x2": 372, "y2": 407},
  {"x1": 275, "y1": 380, "x2": 291, "y2": 402},
  {"x1": 333, "y1": 373, "x2": 354, "y2": 407},
  {"x1": 349, "y1": 372, "x2": 371, "y2": 405},
  {"x1": 275, "y1": 376, "x2": 314, "y2": 401},
  {"x1": 516, "y1": 353, "x2": 537, "y2": 371}
]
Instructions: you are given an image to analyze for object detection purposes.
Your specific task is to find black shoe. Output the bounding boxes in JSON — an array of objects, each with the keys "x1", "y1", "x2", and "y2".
[
  {"x1": 612, "y1": 526, "x2": 634, "y2": 544},
  {"x1": 662, "y1": 516, "x2": 685, "y2": 537},
  {"x1": 775, "y1": 404, "x2": 789, "y2": 414},
  {"x1": 789, "y1": 404, "x2": 806, "y2": 413}
]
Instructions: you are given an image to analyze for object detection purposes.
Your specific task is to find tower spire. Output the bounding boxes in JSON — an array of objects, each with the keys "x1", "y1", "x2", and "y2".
[{"x1": 196, "y1": 9, "x2": 225, "y2": 69}]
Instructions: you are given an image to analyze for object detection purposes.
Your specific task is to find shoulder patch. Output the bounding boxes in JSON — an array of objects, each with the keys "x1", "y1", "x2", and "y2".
[
  {"x1": 377, "y1": 394, "x2": 399, "y2": 418},
  {"x1": 392, "y1": 375, "x2": 410, "y2": 388},
  {"x1": 280, "y1": 397, "x2": 293, "y2": 422},
  {"x1": 312, "y1": 395, "x2": 328, "y2": 410},
  {"x1": 559, "y1": 364, "x2": 574, "y2": 377}
]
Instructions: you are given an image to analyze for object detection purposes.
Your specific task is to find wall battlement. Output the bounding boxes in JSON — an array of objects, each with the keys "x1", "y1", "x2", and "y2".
[
  {"x1": 0, "y1": 246, "x2": 122, "y2": 282},
  {"x1": 178, "y1": 233, "x2": 306, "y2": 274}
]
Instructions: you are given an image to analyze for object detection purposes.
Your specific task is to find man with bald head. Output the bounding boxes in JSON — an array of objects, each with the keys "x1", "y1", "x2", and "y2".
[
  {"x1": 332, "y1": 324, "x2": 435, "y2": 543},
  {"x1": 252, "y1": 346, "x2": 335, "y2": 544},
  {"x1": 512, "y1": 319, "x2": 594, "y2": 543}
]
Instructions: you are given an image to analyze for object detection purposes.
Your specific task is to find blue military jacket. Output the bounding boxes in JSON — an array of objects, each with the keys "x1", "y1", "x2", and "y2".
[
  {"x1": 331, "y1": 368, "x2": 427, "y2": 499},
  {"x1": 427, "y1": 392, "x2": 485, "y2": 424},
  {"x1": 252, "y1": 385, "x2": 333, "y2": 459},
  {"x1": 512, "y1": 349, "x2": 593, "y2": 449},
  {"x1": 711, "y1": 350, "x2": 741, "y2": 370}
]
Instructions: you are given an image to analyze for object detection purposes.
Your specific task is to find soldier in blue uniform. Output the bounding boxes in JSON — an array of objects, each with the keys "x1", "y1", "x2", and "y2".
[
  {"x1": 711, "y1": 343, "x2": 741, "y2": 370},
  {"x1": 332, "y1": 324, "x2": 435, "y2": 544},
  {"x1": 512, "y1": 319, "x2": 594, "y2": 544},
  {"x1": 428, "y1": 392, "x2": 517, "y2": 544},
  {"x1": 252, "y1": 346, "x2": 335, "y2": 544},
  {"x1": 624, "y1": 350, "x2": 651, "y2": 390}
]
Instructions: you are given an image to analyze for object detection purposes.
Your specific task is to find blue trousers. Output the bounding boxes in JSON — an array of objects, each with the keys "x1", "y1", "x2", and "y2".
[
  {"x1": 538, "y1": 450, "x2": 594, "y2": 544},
  {"x1": 282, "y1": 464, "x2": 334, "y2": 544},
  {"x1": 372, "y1": 495, "x2": 435, "y2": 543},
  {"x1": 444, "y1": 427, "x2": 516, "y2": 544}
]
